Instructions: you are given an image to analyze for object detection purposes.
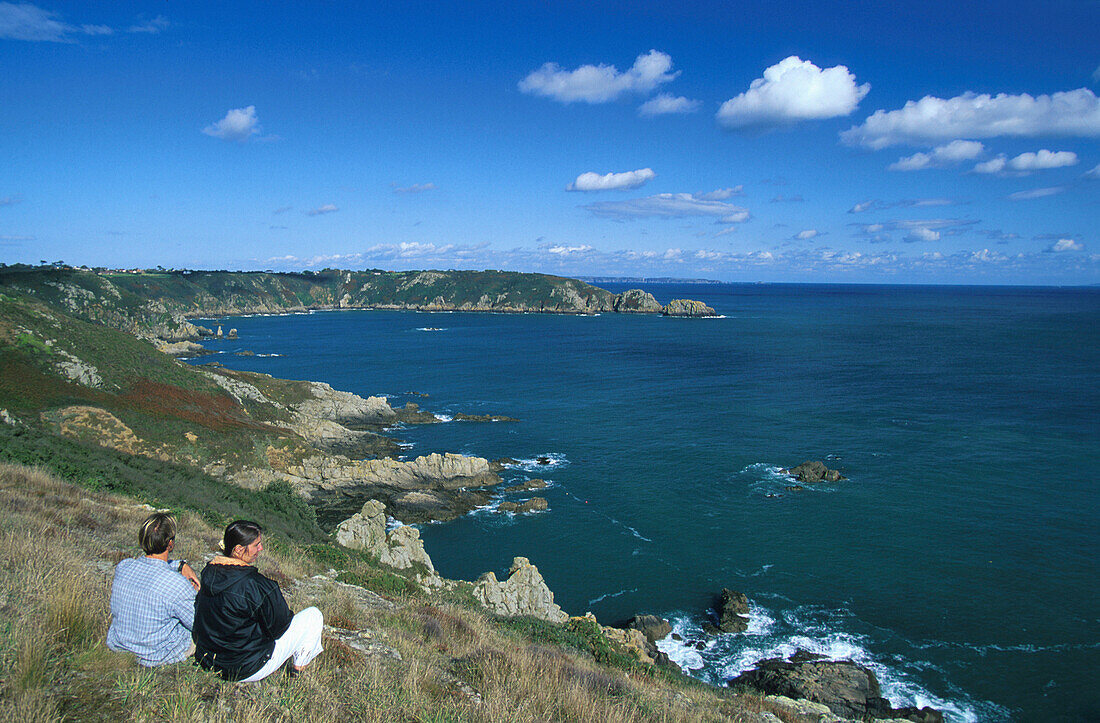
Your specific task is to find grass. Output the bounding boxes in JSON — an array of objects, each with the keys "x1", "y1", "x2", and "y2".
[{"x1": 0, "y1": 461, "x2": 784, "y2": 723}]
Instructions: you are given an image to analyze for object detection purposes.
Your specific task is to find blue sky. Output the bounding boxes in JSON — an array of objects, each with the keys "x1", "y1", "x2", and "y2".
[{"x1": 1, "y1": 1, "x2": 1098, "y2": 284}]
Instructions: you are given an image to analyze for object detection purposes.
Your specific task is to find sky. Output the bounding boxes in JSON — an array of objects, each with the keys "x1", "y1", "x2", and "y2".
[{"x1": 1, "y1": 1, "x2": 1098, "y2": 284}]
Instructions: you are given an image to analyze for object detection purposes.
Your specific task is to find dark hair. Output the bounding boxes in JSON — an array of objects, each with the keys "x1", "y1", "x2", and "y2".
[
  {"x1": 139, "y1": 513, "x2": 176, "y2": 555},
  {"x1": 223, "y1": 520, "x2": 262, "y2": 558}
]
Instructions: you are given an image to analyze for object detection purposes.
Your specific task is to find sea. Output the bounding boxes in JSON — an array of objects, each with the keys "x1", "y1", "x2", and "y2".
[{"x1": 192, "y1": 283, "x2": 1100, "y2": 722}]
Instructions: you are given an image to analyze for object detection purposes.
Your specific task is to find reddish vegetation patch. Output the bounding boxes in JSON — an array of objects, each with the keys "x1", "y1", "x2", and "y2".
[{"x1": 121, "y1": 378, "x2": 273, "y2": 432}]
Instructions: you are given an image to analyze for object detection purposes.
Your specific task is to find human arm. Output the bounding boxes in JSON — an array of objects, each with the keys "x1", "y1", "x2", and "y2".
[
  {"x1": 255, "y1": 577, "x2": 293, "y2": 641},
  {"x1": 179, "y1": 562, "x2": 200, "y2": 591}
]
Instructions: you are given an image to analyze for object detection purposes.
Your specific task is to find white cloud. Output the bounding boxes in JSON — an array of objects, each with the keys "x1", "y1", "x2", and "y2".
[
  {"x1": 849, "y1": 198, "x2": 957, "y2": 213},
  {"x1": 638, "y1": 93, "x2": 701, "y2": 116},
  {"x1": 1008, "y1": 186, "x2": 1064, "y2": 200},
  {"x1": 795, "y1": 229, "x2": 819, "y2": 240},
  {"x1": 393, "y1": 182, "x2": 437, "y2": 194},
  {"x1": 905, "y1": 227, "x2": 941, "y2": 243},
  {"x1": 543, "y1": 244, "x2": 595, "y2": 255},
  {"x1": 127, "y1": 15, "x2": 167, "y2": 34},
  {"x1": 889, "y1": 140, "x2": 985, "y2": 171},
  {"x1": 716, "y1": 56, "x2": 869, "y2": 130},
  {"x1": 1085, "y1": 163, "x2": 1100, "y2": 178},
  {"x1": 1008, "y1": 149, "x2": 1078, "y2": 171},
  {"x1": 973, "y1": 156, "x2": 1007, "y2": 174},
  {"x1": 584, "y1": 192, "x2": 750, "y2": 223},
  {"x1": 0, "y1": 2, "x2": 113, "y2": 41},
  {"x1": 307, "y1": 204, "x2": 339, "y2": 216},
  {"x1": 842, "y1": 89, "x2": 1100, "y2": 149},
  {"x1": 519, "y1": 50, "x2": 678, "y2": 104},
  {"x1": 203, "y1": 106, "x2": 261, "y2": 143},
  {"x1": 567, "y1": 168, "x2": 656, "y2": 192},
  {"x1": 695, "y1": 186, "x2": 743, "y2": 200},
  {"x1": 849, "y1": 200, "x2": 876, "y2": 213},
  {"x1": 1046, "y1": 238, "x2": 1083, "y2": 252}
]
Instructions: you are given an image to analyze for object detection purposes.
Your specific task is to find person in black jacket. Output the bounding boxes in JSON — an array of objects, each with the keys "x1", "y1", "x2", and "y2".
[{"x1": 193, "y1": 520, "x2": 323, "y2": 681}]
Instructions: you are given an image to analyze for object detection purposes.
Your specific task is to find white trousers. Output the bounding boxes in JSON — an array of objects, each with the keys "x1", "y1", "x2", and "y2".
[{"x1": 241, "y1": 607, "x2": 324, "y2": 682}]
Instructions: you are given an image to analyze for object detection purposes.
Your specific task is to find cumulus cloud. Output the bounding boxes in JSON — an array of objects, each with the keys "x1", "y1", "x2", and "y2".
[
  {"x1": 905, "y1": 227, "x2": 941, "y2": 243},
  {"x1": 583, "y1": 191, "x2": 750, "y2": 223},
  {"x1": 716, "y1": 56, "x2": 869, "y2": 130},
  {"x1": 1008, "y1": 150, "x2": 1078, "y2": 171},
  {"x1": 393, "y1": 183, "x2": 437, "y2": 194},
  {"x1": 203, "y1": 106, "x2": 261, "y2": 143},
  {"x1": 541, "y1": 243, "x2": 595, "y2": 255},
  {"x1": 1008, "y1": 187, "x2": 1064, "y2": 200},
  {"x1": 795, "y1": 229, "x2": 819, "y2": 240},
  {"x1": 307, "y1": 204, "x2": 339, "y2": 216},
  {"x1": 973, "y1": 156, "x2": 1007, "y2": 174},
  {"x1": 889, "y1": 140, "x2": 985, "y2": 171},
  {"x1": 842, "y1": 89, "x2": 1100, "y2": 149},
  {"x1": 638, "y1": 93, "x2": 700, "y2": 116},
  {"x1": 519, "y1": 50, "x2": 678, "y2": 104},
  {"x1": 1045, "y1": 238, "x2": 1083, "y2": 252},
  {"x1": 567, "y1": 168, "x2": 656, "y2": 192}
]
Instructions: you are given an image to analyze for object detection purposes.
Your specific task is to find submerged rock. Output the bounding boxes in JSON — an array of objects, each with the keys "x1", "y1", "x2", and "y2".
[
  {"x1": 784, "y1": 460, "x2": 844, "y2": 484},
  {"x1": 503, "y1": 478, "x2": 547, "y2": 493},
  {"x1": 472, "y1": 556, "x2": 567, "y2": 623},
  {"x1": 452, "y1": 412, "x2": 519, "y2": 422},
  {"x1": 498, "y1": 497, "x2": 548, "y2": 514},
  {"x1": 717, "y1": 588, "x2": 750, "y2": 633},
  {"x1": 662, "y1": 299, "x2": 717, "y2": 317}
]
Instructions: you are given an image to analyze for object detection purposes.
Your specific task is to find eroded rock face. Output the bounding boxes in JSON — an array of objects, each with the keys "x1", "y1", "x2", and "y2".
[
  {"x1": 785, "y1": 461, "x2": 845, "y2": 484},
  {"x1": 498, "y1": 497, "x2": 548, "y2": 514},
  {"x1": 662, "y1": 299, "x2": 717, "y2": 317},
  {"x1": 334, "y1": 500, "x2": 442, "y2": 588},
  {"x1": 472, "y1": 556, "x2": 567, "y2": 623},
  {"x1": 295, "y1": 381, "x2": 397, "y2": 426}
]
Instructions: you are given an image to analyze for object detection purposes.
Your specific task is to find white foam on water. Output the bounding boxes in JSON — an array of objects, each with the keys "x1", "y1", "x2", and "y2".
[
  {"x1": 256, "y1": 353, "x2": 282, "y2": 357},
  {"x1": 749, "y1": 563, "x2": 774, "y2": 577},
  {"x1": 587, "y1": 587, "x2": 638, "y2": 606},
  {"x1": 415, "y1": 327, "x2": 446, "y2": 332},
  {"x1": 506, "y1": 452, "x2": 569, "y2": 472},
  {"x1": 433, "y1": 413, "x2": 453, "y2": 422}
]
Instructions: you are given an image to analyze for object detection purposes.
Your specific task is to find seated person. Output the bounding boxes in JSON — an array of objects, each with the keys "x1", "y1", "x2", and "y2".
[
  {"x1": 192, "y1": 520, "x2": 323, "y2": 681},
  {"x1": 106, "y1": 512, "x2": 200, "y2": 666}
]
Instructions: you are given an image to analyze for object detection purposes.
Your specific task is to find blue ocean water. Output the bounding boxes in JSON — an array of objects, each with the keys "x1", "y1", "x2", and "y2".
[{"x1": 195, "y1": 284, "x2": 1100, "y2": 722}]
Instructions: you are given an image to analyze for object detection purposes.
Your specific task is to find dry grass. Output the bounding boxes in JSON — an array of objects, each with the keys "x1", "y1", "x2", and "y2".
[{"x1": 0, "y1": 462, "x2": 774, "y2": 722}]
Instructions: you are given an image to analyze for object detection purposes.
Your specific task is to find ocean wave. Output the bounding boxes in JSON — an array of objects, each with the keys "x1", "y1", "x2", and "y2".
[
  {"x1": 655, "y1": 604, "x2": 990, "y2": 723},
  {"x1": 255, "y1": 353, "x2": 282, "y2": 357},
  {"x1": 587, "y1": 587, "x2": 638, "y2": 606},
  {"x1": 415, "y1": 327, "x2": 446, "y2": 332},
  {"x1": 433, "y1": 413, "x2": 453, "y2": 422},
  {"x1": 504, "y1": 452, "x2": 569, "y2": 472},
  {"x1": 738, "y1": 462, "x2": 835, "y2": 497}
]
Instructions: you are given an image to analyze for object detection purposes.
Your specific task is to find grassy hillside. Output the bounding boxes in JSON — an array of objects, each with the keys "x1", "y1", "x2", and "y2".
[{"x1": 0, "y1": 266, "x2": 635, "y2": 342}]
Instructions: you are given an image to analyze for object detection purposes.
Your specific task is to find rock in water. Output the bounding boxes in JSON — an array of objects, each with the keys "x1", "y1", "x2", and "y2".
[
  {"x1": 627, "y1": 614, "x2": 672, "y2": 644},
  {"x1": 662, "y1": 299, "x2": 717, "y2": 317},
  {"x1": 612, "y1": 288, "x2": 663, "y2": 313},
  {"x1": 785, "y1": 460, "x2": 845, "y2": 483},
  {"x1": 730, "y1": 658, "x2": 945, "y2": 722},
  {"x1": 717, "y1": 588, "x2": 750, "y2": 633},
  {"x1": 472, "y1": 556, "x2": 567, "y2": 623}
]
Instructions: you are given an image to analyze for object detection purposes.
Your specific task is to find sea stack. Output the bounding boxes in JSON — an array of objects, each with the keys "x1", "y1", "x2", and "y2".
[{"x1": 662, "y1": 299, "x2": 717, "y2": 317}]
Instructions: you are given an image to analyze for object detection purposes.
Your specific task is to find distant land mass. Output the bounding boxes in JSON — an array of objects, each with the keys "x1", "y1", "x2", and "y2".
[
  {"x1": 578, "y1": 276, "x2": 722, "y2": 284},
  {"x1": 0, "y1": 266, "x2": 715, "y2": 342}
]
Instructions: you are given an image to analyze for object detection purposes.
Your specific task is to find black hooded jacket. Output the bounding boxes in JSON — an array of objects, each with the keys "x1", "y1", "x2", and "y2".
[{"x1": 192, "y1": 562, "x2": 293, "y2": 680}]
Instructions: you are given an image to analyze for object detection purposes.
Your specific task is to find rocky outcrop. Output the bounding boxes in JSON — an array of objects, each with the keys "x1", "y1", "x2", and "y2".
[
  {"x1": 717, "y1": 588, "x2": 750, "y2": 633},
  {"x1": 54, "y1": 349, "x2": 103, "y2": 388},
  {"x1": 627, "y1": 614, "x2": 672, "y2": 644},
  {"x1": 294, "y1": 381, "x2": 397, "y2": 426},
  {"x1": 334, "y1": 500, "x2": 443, "y2": 588},
  {"x1": 662, "y1": 299, "x2": 717, "y2": 317},
  {"x1": 730, "y1": 657, "x2": 944, "y2": 722},
  {"x1": 452, "y1": 413, "x2": 519, "y2": 423},
  {"x1": 154, "y1": 340, "x2": 210, "y2": 357},
  {"x1": 784, "y1": 461, "x2": 844, "y2": 484},
  {"x1": 503, "y1": 478, "x2": 547, "y2": 493},
  {"x1": 498, "y1": 497, "x2": 548, "y2": 514},
  {"x1": 613, "y1": 289, "x2": 663, "y2": 313},
  {"x1": 472, "y1": 556, "x2": 567, "y2": 623}
]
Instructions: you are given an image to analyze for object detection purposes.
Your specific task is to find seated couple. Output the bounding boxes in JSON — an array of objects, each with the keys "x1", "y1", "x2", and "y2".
[{"x1": 107, "y1": 513, "x2": 323, "y2": 681}]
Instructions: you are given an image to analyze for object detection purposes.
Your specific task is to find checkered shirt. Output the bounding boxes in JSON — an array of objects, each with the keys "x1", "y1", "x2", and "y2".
[{"x1": 106, "y1": 557, "x2": 196, "y2": 666}]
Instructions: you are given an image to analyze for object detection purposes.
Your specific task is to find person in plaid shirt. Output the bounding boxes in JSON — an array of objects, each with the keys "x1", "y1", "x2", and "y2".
[{"x1": 106, "y1": 513, "x2": 200, "y2": 666}]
